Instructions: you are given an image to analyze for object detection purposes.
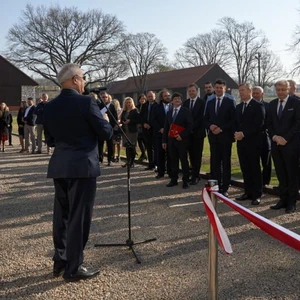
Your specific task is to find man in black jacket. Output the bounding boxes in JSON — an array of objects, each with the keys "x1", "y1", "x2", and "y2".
[
  {"x1": 163, "y1": 93, "x2": 193, "y2": 189},
  {"x1": 267, "y1": 80, "x2": 300, "y2": 213},
  {"x1": 252, "y1": 86, "x2": 272, "y2": 187},
  {"x1": 151, "y1": 89, "x2": 171, "y2": 179},
  {"x1": 204, "y1": 79, "x2": 236, "y2": 196},
  {"x1": 43, "y1": 63, "x2": 112, "y2": 282},
  {"x1": 182, "y1": 83, "x2": 206, "y2": 185},
  {"x1": 140, "y1": 91, "x2": 157, "y2": 170},
  {"x1": 235, "y1": 83, "x2": 265, "y2": 205}
]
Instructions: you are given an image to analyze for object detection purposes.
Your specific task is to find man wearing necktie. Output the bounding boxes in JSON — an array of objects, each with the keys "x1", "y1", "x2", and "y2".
[
  {"x1": 182, "y1": 83, "x2": 206, "y2": 185},
  {"x1": 163, "y1": 93, "x2": 193, "y2": 189},
  {"x1": 151, "y1": 89, "x2": 172, "y2": 179},
  {"x1": 252, "y1": 86, "x2": 272, "y2": 187},
  {"x1": 204, "y1": 79, "x2": 236, "y2": 197},
  {"x1": 267, "y1": 80, "x2": 300, "y2": 213},
  {"x1": 140, "y1": 91, "x2": 157, "y2": 170},
  {"x1": 235, "y1": 83, "x2": 265, "y2": 205}
]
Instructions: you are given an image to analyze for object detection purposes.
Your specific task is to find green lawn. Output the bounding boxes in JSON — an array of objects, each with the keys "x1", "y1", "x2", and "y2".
[{"x1": 11, "y1": 112, "x2": 278, "y2": 185}]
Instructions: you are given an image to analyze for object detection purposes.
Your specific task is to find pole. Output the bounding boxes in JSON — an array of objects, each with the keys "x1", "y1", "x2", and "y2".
[
  {"x1": 256, "y1": 52, "x2": 261, "y2": 86},
  {"x1": 208, "y1": 179, "x2": 218, "y2": 300}
]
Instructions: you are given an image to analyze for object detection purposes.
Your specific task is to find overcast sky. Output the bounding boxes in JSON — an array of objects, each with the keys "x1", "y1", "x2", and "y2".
[{"x1": 1, "y1": 0, "x2": 300, "y2": 78}]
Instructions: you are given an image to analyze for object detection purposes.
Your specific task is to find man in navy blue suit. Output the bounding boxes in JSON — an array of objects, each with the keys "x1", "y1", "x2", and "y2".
[
  {"x1": 204, "y1": 79, "x2": 236, "y2": 196},
  {"x1": 43, "y1": 63, "x2": 113, "y2": 282}
]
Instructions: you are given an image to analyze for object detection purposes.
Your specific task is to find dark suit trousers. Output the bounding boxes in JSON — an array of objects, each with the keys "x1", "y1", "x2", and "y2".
[
  {"x1": 155, "y1": 134, "x2": 170, "y2": 176},
  {"x1": 98, "y1": 137, "x2": 113, "y2": 162},
  {"x1": 143, "y1": 128, "x2": 155, "y2": 167},
  {"x1": 53, "y1": 178, "x2": 96, "y2": 277},
  {"x1": 188, "y1": 134, "x2": 204, "y2": 179},
  {"x1": 260, "y1": 135, "x2": 272, "y2": 186},
  {"x1": 168, "y1": 139, "x2": 189, "y2": 183},
  {"x1": 271, "y1": 144, "x2": 299, "y2": 207},
  {"x1": 237, "y1": 142, "x2": 262, "y2": 199},
  {"x1": 210, "y1": 139, "x2": 232, "y2": 192}
]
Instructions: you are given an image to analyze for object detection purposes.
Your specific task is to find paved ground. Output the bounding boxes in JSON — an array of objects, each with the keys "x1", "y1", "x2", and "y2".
[{"x1": 1, "y1": 138, "x2": 300, "y2": 299}]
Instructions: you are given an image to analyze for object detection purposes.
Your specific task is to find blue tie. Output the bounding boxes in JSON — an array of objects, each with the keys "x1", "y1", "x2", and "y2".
[
  {"x1": 278, "y1": 100, "x2": 283, "y2": 119},
  {"x1": 172, "y1": 108, "x2": 178, "y2": 122}
]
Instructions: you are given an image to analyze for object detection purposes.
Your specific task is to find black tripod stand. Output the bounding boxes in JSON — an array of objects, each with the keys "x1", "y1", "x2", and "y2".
[{"x1": 93, "y1": 92, "x2": 156, "y2": 263}]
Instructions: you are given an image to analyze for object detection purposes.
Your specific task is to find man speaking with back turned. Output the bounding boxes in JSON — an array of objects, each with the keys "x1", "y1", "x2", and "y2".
[{"x1": 43, "y1": 63, "x2": 113, "y2": 282}]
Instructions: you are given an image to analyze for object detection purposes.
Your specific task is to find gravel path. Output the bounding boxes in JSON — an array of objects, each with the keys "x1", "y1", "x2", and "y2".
[{"x1": 1, "y1": 137, "x2": 300, "y2": 299}]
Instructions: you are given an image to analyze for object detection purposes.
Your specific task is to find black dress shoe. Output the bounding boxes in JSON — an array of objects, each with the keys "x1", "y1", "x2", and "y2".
[
  {"x1": 144, "y1": 166, "x2": 154, "y2": 170},
  {"x1": 190, "y1": 177, "x2": 200, "y2": 185},
  {"x1": 270, "y1": 201, "x2": 286, "y2": 210},
  {"x1": 155, "y1": 174, "x2": 164, "y2": 179},
  {"x1": 235, "y1": 193, "x2": 251, "y2": 201},
  {"x1": 285, "y1": 206, "x2": 296, "y2": 214},
  {"x1": 64, "y1": 265, "x2": 100, "y2": 282},
  {"x1": 53, "y1": 261, "x2": 66, "y2": 277},
  {"x1": 251, "y1": 198, "x2": 261, "y2": 205},
  {"x1": 166, "y1": 181, "x2": 178, "y2": 187},
  {"x1": 182, "y1": 182, "x2": 189, "y2": 189}
]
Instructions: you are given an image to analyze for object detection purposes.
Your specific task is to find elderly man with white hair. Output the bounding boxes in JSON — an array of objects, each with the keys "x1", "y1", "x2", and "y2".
[
  {"x1": 267, "y1": 80, "x2": 300, "y2": 214},
  {"x1": 43, "y1": 63, "x2": 113, "y2": 282}
]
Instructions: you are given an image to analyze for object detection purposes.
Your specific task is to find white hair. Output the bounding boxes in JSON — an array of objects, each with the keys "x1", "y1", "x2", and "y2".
[
  {"x1": 252, "y1": 86, "x2": 264, "y2": 93},
  {"x1": 57, "y1": 63, "x2": 81, "y2": 85}
]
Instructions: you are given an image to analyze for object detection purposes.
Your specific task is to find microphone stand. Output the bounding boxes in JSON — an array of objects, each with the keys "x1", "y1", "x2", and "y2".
[{"x1": 93, "y1": 94, "x2": 156, "y2": 264}]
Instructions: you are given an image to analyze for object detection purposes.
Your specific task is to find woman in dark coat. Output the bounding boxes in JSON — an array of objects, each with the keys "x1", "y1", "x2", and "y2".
[
  {"x1": 120, "y1": 97, "x2": 139, "y2": 168},
  {"x1": 0, "y1": 102, "x2": 9, "y2": 152}
]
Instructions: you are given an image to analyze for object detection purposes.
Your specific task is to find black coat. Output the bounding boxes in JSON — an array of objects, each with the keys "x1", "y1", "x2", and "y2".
[
  {"x1": 120, "y1": 109, "x2": 139, "y2": 133},
  {"x1": 0, "y1": 110, "x2": 9, "y2": 136}
]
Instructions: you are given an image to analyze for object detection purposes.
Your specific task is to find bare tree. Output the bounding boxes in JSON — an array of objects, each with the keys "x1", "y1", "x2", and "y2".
[
  {"x1": 174, "y1": 30, "x2": 231, "y2": 69},
  {"x1": 289, "y1": 20, "x2": 300, "y2": 76},
  {"x1": 86, "y1": 52, "x2": 129, "y2": 86},
  {"x1": 5, "y1": 4, "x2": 125, "y2": 85},
  {"x1": 122, "y1": 32, "x2": 167, "y2": 93},
  {"x1": 250, "y1": 50, "x2": 286, "y2": 88},
  {"x1": 219, "y1": 17, "x2": 268, "y2": 84}
]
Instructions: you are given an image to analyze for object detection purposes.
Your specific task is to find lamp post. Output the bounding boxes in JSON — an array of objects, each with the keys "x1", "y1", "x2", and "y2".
[{"x1": 255, "y1": 52, "x2": 261, "y2": 86}]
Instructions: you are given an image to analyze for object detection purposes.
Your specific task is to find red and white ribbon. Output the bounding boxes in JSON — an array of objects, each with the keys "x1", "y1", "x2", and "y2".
[
  {"x1": 202, "y1": 188, "x2": 233, "y2": 254},
  {"x1": 203, "y1": 187, "x2": 300, "y2": 253}
]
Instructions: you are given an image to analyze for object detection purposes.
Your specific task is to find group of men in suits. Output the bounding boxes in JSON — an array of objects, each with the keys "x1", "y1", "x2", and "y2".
[
  {"x1": 139, "y1": 84, "x2": 206, "y2": 189},
  {"x1": 151, "y1": 78, "x2": 300, "y2": 214}
]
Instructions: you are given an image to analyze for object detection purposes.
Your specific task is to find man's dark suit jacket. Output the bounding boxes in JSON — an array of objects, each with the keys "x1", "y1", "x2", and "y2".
[
  {"x1": 43, "y1": 89, "x2": 113, "y2": 179},
  {"x1": 182, "y1": 97, "x2": 206, "y2": 138},
  {"x1": 163, "y1": 106, "x2": 193, "y2": 144},
  {"x1": 140, "y1": 101, "x2": 157, "y2": 126},
  {"x1": 204, "y1": 96, "x2": 236, "y2": 142},
  {"x1": 236, "y1": 99, "x2": 265, "y2": 145},
  {"x1": 23, "y1": 105, "x2": 36, "y2": 126},
  {"x1": 151, "y1": 103, "x2": 169, "y2": 137},
  {"x1": 267, "y1": 96, "x2": 300, "y2": 146}
]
